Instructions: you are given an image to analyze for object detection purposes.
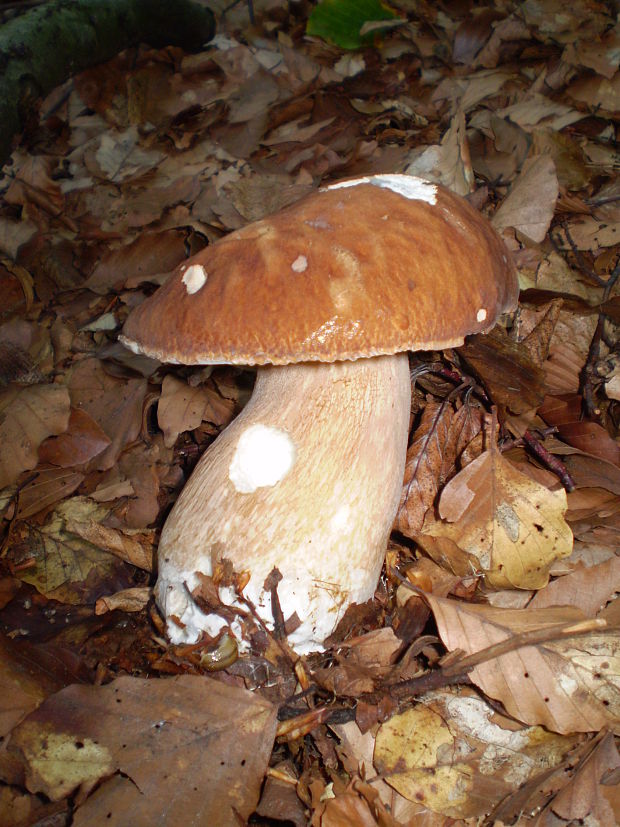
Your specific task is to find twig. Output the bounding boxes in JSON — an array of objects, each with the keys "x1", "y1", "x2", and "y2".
[{"x1": 522, "y1": 429, "x2": 576, "y2": 491}]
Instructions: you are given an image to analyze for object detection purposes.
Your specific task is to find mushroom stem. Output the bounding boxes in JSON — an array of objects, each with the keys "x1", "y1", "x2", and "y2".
[{"x1": 156, "y1": 352, "x2": 411, "y2": 653}]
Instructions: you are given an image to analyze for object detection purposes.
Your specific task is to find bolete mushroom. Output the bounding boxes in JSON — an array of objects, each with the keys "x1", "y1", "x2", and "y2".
[{"x1": 120, "y1": 174, "x2": 518, "y2": 653}]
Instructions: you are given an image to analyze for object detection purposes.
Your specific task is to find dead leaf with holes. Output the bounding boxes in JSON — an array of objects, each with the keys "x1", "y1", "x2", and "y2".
[
  {"x1": 414, "y1": 443, "x2": 573, "y2": 589},
  {"x1": 423, "y1": 594, "x2": 620, "y2": 734},
  {"x1": 9, "y1": 675, "x2": 277, "y2": 827},
  {"x1": 374, "y1": 688, "x2": 579, "y2": 818}
]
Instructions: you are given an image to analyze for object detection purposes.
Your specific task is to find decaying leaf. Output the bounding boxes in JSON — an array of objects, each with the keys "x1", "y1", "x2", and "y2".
[
  {"x1": 415, "y1": 443, "x2": 573, "y2": 590},
  {"x1": 0, "y1": 384, "x2": 70, "y2": 489},
  {"x1": 374, "y1": 688, "x2": 578, "y2": 818},
  {"x1": 95, "y1": 586, "x2": 151, "y2": 615},
  {"x1": 14, "y1": 498, "x2": 136, "y2": 602},
  {"x1": 493, "y1": 154, "x2": 559, "y2": 242},
  {"x1": 157, "y1": 374, "x2": 235, "y2": 448},
  {"x1": 10, "y1": 675, "x2": 277, "y2": 827},
  {"x1": 67, "y1": 358, "x2": 147, "y2": 471},
  {"x1": 424, "y1": 594, "x2": 620, "y2": 735}
]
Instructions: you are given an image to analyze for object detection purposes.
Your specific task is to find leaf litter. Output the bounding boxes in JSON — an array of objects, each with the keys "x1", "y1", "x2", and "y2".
[{"x1": 0, "y1": 0, "x2": 619, "y2": 824}]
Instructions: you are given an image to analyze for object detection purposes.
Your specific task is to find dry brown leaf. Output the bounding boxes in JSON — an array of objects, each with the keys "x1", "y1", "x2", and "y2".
[
  {"x1": 38, "y1": 408, "x2": 111, "y2": 468},
  {"x1": 566, "y1": 72, "x2": 620, "y2": 115},
  {"x1": 67, "y1": 358, "x2": 146, "y2": 471},
  {"x1": 85, "y1": 230, "x2": 198, "y2": 293},
  {"x1": 452, "y1": 9, "x2": 506, "y2": 65},
  {"x1": 556, "y1": 212, "x2": 620, "y2": 250},
  {"x1": 550, "y1": 731, "x2": 620, "y2": 826},
  {"x1": 10, "y1": 675, "x2": 277, "y2": 827},
  {"x1": 16, "y1": 466, "x2": 85, "y2": 519},
  {"x1": 424, "y1": 594, "x2": 620, "y2": 734},
  {"x1": 496, "y1": 95, "x2": 583, "y2": 132},
  {"x1": 538, "y1": 395, "x2": 620, "y2": 466},
  {"x1": 565, "y1": 26, "x2": 620, "y2": 79},
  {"x1": 493, "y1": 155, "x2": 559, "y2": 242},
  {"x1": 397, "y1": 400, "x2": 483, "y2": 536},
  {"x1": 563, "y1": 453, "x2": 620, "y2": 494},
  {"x1": 14, "y1": 498, "x2": 133, "y2": 603},
  {"x1": 374, "y1": 688, "x2": 578, "y2": 818},
  {"x1": 95, "y1": 586, "x2": 151, "y2": 615},
  {"x1": 64, "y1": 504, "x2": 154, "y2": 571},
  {"x1": 473, "y1": 16, "x2": 532, "y2": 68},
  {"x1": 544, "y1": 343, "x2": 584, "y2": 395},
  {"x1": 518, "y1": 251, "x2": 591, "y2": 299},
  {"x1": 0, "y1": 384, "x2": 70, "y2": 489},
  {"x1": 0, "y1": 636, "x2": 66, "y2": 737},
  {"x1": 405, "y1": 108, "x2": 473, "y2": 195},
  {"x1": 460, "y1": 327, "x2": 547, "y2": 414},
  {"x1": 397, "y1": 400, "x2": 453, "y2": 536},
  {"x1": 158, "y1": 374, "x2": 205, "y2": 447},
  {"x1": 528, "y1": 557, "x2": 620, "y2": 615},
  {"x1": 415, "y1": 444, "x2": 573, "y2": 590}
]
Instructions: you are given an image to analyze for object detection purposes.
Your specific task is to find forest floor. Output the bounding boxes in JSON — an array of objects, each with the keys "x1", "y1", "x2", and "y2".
[{"x1": 0, "y1": 1, "x2": 619, "y2": 825}]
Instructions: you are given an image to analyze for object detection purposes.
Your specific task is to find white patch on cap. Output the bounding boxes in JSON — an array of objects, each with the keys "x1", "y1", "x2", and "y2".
[
  {"x1": 291, "y1": 254, "x2": 308, "y2": 273},
  {"x1": 182, "y1": 264, "x2": 207, "y2": 294},
  {"x1": 229, "y1": 424, "x2": 296, "y2": 494},
  {"x1": 477, "y1": 308, "x2": 487, "y2": 322},
  {"x1": 324, "y1": 174, "x2": 437, "y2": 205}
]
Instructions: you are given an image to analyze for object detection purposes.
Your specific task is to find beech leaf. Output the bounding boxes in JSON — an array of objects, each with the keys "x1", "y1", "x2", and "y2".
[
  {"x1": 10, "y1": 675, "x2": 277, "y2": 827},
  {"x1": 424, "y1": 594, "x2": 620, "y2": 735},
  {"x1": 415, "y1": 446, "x2": 573, "y2": 590},
  {"x1": 493, "y1": 154, "x2": 559, "y2": 242},
  {"x1": 374, "y1": 689, "x2": 578, "y2": 817},
  {"x1": 0, "y1": 384, "x2": 70, "y2": 489}
]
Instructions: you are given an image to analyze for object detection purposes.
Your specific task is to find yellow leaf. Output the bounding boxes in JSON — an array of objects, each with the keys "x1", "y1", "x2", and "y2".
[{"x1": 415, "y1": 447, "x2": 573, "y2": 589}]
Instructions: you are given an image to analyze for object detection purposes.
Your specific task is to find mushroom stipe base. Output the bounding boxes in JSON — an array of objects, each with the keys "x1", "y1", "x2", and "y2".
[{"x1": 155, "y1": 354, "x2": 411, "y2": 654}]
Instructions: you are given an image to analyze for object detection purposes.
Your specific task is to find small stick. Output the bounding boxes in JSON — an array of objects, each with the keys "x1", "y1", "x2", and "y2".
[{"x1": 522, "y1": 429, "x2": 576, "y2": 492}]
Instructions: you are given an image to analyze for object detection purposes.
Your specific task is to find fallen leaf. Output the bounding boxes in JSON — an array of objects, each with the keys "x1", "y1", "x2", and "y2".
[
  {"x1": 16, "y1": 466, "x2": 85, "y2": 519},
  {"x1": 38, "y1": 408, "x2": 111, "y2": 468},
  {"x1": 10, "y1": 674, "x2": 277, "y2": 827},
  {"x1": 416, "y1": 444, "x2": 573, "y2": 590},
  {"x1": 95, "y1": 586, "x2": 151, "y2": 615},
  {"x1": 157, "y1": 374, "x2": 234, "y2": 448},
  {"x1": 0, "y1": 384, "x2": 70, "y2": 489},
  {"x1": 14, "y1": 498, "x2": 133, "y2": 603},
  {"x1": 68, "y1": 358, "x2": 146, "y2": 471},
  {"x1": 64, "y1": 502, "x2": 154, "y2": 571},
  {"x1": 460, "y1": 326, "x2": 547, "y2": 414},
  {"x1": 493, "y1": 155, "x2": 559, "y2": 242},
  {"x1": 528, "y1": 557, "x2": 620, "y2": 615},
  {"x1": 425, "y1": 594, "x2": 620, "y2": 734},
  {"x1": 374, "y1": 688, "x2": 577, "y2": 818}
]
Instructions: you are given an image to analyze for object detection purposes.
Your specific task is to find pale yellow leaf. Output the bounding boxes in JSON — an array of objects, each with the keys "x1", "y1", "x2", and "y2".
[
  {"x1": 374, "y1": 689, "x2": 577, "y2": 818},
  {"x1": 416, "y1": 447, "x2": 573, "y2": 590}
]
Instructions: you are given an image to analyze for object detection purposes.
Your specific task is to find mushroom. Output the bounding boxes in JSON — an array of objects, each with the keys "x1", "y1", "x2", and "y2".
[{"x1": 120, "y1": 174, "x2": 518, "y2": 653}]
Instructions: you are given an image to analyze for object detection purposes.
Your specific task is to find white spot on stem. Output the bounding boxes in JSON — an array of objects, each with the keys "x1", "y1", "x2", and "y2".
[
  {"x1": 477, "y1": 308, "x2": 487, "y2": 322},
  {"x1": 229, "y1": 424, "x2": 296, "y2": 493},
  {"x1": 182, "y1": 264, "x2": 207, "y2": 294}
]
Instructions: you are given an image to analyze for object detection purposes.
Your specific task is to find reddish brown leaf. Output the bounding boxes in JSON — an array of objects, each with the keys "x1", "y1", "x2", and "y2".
[{"x1": 38, "y1": 408, "x2": 111, "y2": 467}]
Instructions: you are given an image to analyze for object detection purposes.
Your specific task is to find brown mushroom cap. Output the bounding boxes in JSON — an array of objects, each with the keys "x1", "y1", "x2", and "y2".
[{"x1": 121, "y1": 175, "x2": 518, "y2": 365}]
